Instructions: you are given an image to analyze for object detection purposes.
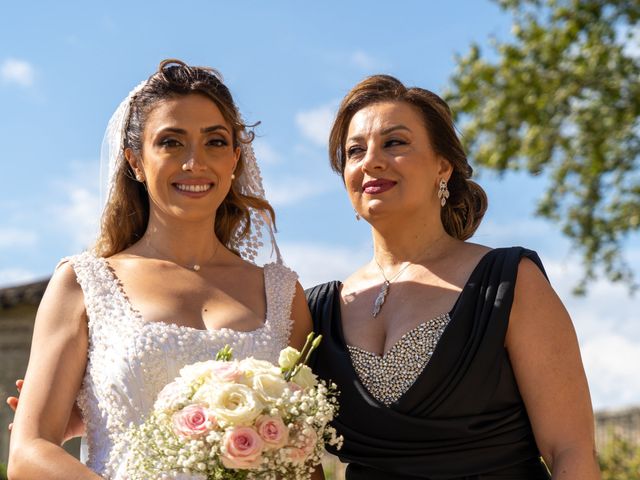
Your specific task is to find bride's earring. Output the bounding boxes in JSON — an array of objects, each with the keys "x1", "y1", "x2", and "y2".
[{"x1": 355, "y1": 210, "x2": 361, "y2": 221}]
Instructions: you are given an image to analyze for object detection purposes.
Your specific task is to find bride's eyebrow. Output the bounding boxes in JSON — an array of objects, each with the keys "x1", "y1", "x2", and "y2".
[
  {"x1": 201, "y1": 125, "x2": 231, "y2": 134},
  {"x1": 154, "y1": 125, "x2": 231, "y2": 135}
]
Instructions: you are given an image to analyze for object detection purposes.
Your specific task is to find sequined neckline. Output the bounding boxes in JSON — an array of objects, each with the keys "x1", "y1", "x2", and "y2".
[
  {"x1": 346, "y1": 312, "x2": 451, "y2": 358},
  {"x1": 347, "y1": 312, "x2": 452, "y2": 405},
  {"x1": 94, "y1": 253, "x2": 273, "y2": 336}
]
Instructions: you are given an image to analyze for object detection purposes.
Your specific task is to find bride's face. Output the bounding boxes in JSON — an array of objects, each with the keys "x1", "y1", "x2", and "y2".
[{"x1": 128, "y1": 93, "x2": 240, "y2": 224}]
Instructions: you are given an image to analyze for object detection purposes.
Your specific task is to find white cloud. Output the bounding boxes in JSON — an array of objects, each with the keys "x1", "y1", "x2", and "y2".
[
  {"x1": 582, "y1": 334, "x2": 640, "y2": 410},
  {"x1": 295, "y1": 102, "x2": 337, "y2": 147},
  {"x1": 0, "y1": 228, "x2": 37, "y2": 249},
  {"x1": 53, "y1": 187, "x2": 101, "y2": 250},
  {"x1": 252, "y1": 139, "x2": 281, "y2": 166},
  {"x1": 50, "y1": 162, "x2": 101, "y2": 251},
  {"x1": 279, "y1": 241, "x2": 370, "y2": 288},
  {"x1": 263, "y1": 175, "x2": 333, "y2": 207},
  {"x1": 350, "y1": 50, "x2": 381, "y2": 70},
  {"x1": 473, "y1": 218, "x2": 554, "y2": 245},
  {"x1": 1, "y1": 58, "x2": 35, "y2": 87},
  {"x1": 0, "y1": 268, "x2": 39, "y2": 288}
]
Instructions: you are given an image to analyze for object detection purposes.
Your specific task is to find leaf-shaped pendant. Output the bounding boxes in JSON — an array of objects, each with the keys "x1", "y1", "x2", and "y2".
[{"x1": 372, "y1": 281, "x2": 390, "y2": 318}]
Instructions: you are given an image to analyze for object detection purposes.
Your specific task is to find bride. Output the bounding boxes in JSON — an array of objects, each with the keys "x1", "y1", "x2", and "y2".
[{"x1": 7, "y1": 60, "x2": 313, "y2": 479}]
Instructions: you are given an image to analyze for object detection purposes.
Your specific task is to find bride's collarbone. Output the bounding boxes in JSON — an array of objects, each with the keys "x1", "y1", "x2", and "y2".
[
  {"x1": 110, "y1": 266, "x2": 268, "y2": 332},
  {"x1": 133, "y1": 291, "x2": 267, "y2": 332}
]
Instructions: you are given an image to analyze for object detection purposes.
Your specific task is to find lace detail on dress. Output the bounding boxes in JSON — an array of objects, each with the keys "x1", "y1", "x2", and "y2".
[
  {"x1": 347, "y1": 313, "x2": 451, "y2": 406},
  {"x1": 67, "y1": 251, "x2": 297, "y2": 479}
]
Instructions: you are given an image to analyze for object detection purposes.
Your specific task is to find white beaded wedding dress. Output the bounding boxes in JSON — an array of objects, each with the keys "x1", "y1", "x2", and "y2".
[{"x1": 66, "y1": 251, "x2": 297, "y2": 479}]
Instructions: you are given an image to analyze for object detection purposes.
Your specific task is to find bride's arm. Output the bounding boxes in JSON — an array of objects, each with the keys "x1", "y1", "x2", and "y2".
[
  {"x1": 288, "y1": 282, "x2": 314, "y2": 351},
  {"x1": 8, "y1": 263, "x2": 101, "y2": 480},
  {"x1": 288, "y1": 283, "x2": 326, "y2": 479}
]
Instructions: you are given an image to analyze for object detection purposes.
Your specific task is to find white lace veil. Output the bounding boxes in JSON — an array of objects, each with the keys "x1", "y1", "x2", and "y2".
[{"x1": 99, "y1": 75, "x2": 281, "y2": 265}]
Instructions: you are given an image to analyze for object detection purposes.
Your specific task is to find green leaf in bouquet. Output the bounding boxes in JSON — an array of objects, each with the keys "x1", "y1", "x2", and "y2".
[
  {"x1": 284, "y1": 333, "x2": 323, "y2": 381},
  {"x1": 215, "y1": 345, "x2": 233, "y2": 362}
]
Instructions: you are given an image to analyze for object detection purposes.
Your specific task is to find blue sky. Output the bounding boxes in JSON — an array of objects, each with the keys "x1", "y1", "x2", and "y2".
[{"x1": 1, "y1": 1, "x2": 638, "y2": 410}]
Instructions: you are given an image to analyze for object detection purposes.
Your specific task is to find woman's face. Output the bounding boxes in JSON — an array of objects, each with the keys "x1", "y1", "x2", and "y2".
[
  {"x1": 127, "y1": 93, "x2": 240, "y2": 224},
  {"x1": 343, "y1": 100, "x2": 451, "y2": 222}
]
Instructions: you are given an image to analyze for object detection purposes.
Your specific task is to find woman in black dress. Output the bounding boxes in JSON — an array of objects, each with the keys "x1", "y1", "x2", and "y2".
[{"x1": 306, "y1": 75, "x2": 600, "y2": 479}]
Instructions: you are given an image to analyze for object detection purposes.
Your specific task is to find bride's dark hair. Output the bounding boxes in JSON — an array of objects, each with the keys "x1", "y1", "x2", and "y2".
[{"x1": 95, "y1": 59, "x2": 274, "y2": 257}]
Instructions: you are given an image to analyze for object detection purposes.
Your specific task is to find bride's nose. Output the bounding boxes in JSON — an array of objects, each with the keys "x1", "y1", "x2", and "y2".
[{"x1": 181, "y1": 147, "x2": 208, "y2": 172}]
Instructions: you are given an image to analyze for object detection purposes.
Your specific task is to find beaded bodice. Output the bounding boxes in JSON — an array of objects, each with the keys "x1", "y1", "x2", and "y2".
[
  {"x1": 347, "y1": 313, "x2": 451, "y2": 405},
  {"x1": 67, "y1": 251, "x2": 297, "y2": 479}
]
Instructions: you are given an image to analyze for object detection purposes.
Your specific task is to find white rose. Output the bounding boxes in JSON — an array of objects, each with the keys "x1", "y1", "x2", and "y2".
[
  {"x1": 291, "y1": 365, "x2": 318, "y2": 389},
  {"x1": 179, "y1": 361, "x2": 218, "y2": 384},
  {"x1": 189, "y1": 382, "x2": 218, "y2": 408},
  {"x1": 239, "y1": 357, "x2": 281, "y2": 377},
  {"x1": 278, "y1": 346, "x2": 301, "y2": 370},
  {"x1": 204, "y1": 383, "x2": 264, "y2": 426},
  {"x1": 252, "y1": 372, "x2": 288, "y2": 402}
]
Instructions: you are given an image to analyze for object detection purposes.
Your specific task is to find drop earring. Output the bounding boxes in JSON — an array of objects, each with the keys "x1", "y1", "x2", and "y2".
[
  {"x1": 438, "y1": 179, "x2": 450, "y2": 207},
  {"x1": 355, "y1": 211, "x2": 361, "y2": 221}
]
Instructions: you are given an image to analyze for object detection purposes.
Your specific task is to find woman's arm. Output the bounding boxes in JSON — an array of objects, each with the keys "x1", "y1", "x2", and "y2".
[
  {"x1": 288, "y1": 281, "x2": 315, "y2": 351},
  {"x1": 506, "y1": 258, "x2": 600, "y2": 480},
  {"x1": 7, "y1": 379, "x2": 86, "y2": 441},
  {"x1": 288, "y1": 282, "x2": 326, "y2": 479},
  {"x1": 8, "y1": 263, "x2": 101, "y2": 480}
]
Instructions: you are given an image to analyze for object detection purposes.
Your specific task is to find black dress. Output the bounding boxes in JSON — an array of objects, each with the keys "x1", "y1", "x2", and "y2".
[{"x1": 306, "y1": 247, "x2": 552, "y2": 480}]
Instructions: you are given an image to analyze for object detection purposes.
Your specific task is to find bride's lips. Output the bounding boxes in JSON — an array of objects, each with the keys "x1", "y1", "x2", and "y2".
[
  {"x1": 172, "y1": 178, "x2": 215, "y2": 198},
  {"x1": 362, "y1": 179, "x2": 397, "y2": 194}
]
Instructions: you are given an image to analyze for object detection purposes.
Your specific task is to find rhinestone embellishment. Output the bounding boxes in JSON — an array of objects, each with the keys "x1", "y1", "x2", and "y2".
[{"x1": 347, "y1": 312, "x2": 451, "y2": 405}]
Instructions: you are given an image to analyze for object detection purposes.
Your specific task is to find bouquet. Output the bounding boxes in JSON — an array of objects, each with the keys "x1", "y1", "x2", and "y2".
[{"x1": 122, "y1": 334, "x2": 342, "y2": 480}]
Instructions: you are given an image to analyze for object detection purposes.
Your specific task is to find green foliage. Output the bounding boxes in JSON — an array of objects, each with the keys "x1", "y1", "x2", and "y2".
[
  {"x1": 0, "y1": 463, "x2": 6, "y2": 480},
  {"x1": 446, "y1": 0, "x2": 640, "y2": 293},
  {"x1": 598, "y1": 433, "x2": 640, "y2": 479}
]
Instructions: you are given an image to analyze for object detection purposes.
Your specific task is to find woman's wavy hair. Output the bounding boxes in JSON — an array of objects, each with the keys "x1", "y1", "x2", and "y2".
[
  {"x1": 328, "y1": 74, "x2": 487, "y2": 240},
  {"x1": 94, "y1": 59, "x2": 274, "y2": 257}
]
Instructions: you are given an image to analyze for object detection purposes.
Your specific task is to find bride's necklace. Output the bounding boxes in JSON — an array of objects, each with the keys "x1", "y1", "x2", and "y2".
[
  {"x1": 372, "y1": 258, "x2": 414, "y2": 318},
  {"x1": 145, "y1": 241, "x2": 220, "y2": 272}
]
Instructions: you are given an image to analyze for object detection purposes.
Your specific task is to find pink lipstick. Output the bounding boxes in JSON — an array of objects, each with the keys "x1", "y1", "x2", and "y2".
[{"x1": 362, "y1": 179, "x2": 397, "y2": 194}]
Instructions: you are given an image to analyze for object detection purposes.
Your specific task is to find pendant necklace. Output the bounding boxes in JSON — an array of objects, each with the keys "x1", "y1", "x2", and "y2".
[
  {"x1": 146, "y1": 241, "x2": 220, "y2": 272},
  {"x1": 372, "y1": 258, "x2": 413, "y2": 318}
]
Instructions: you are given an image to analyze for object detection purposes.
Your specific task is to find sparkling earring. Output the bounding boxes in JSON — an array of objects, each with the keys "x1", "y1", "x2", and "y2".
[
  {"x1": 355, "y1": 211, "x2": 361, "y2": 221},
  {"x1": 135, "y1": 173, "x2": 144, "y2": 182},
  {"x1": 438, "y1": 179, "x2": 450, "y2": 207}
]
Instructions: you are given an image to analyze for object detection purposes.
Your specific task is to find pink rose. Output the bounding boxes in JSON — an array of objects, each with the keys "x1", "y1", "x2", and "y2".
[
  {"x1": 287, "y1": 381, "x2": 303, "y2": 393},
  {"x1": 220, "y1": 426, "x2": 264, "y2": 470},
  {"x1": 283, "y1": 446, "x2": 309, "y2": 465},
  {"x1": 211, "y1": 361, "x2": 242, "y2": 382},
  {"x1": 299, "y1": 428, "x2": 318, "y2": 455},
  {"x1": 255, "y1": 415, "x2": 289, "y2": 449},
  {"x1": 172, "y1": 404, "x2": 216, "y2": 439}
]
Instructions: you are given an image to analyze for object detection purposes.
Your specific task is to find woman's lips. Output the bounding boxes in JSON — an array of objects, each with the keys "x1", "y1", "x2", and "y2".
[{"x1": 362, "y1": 179, "x2": 397, "y2": 194}]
